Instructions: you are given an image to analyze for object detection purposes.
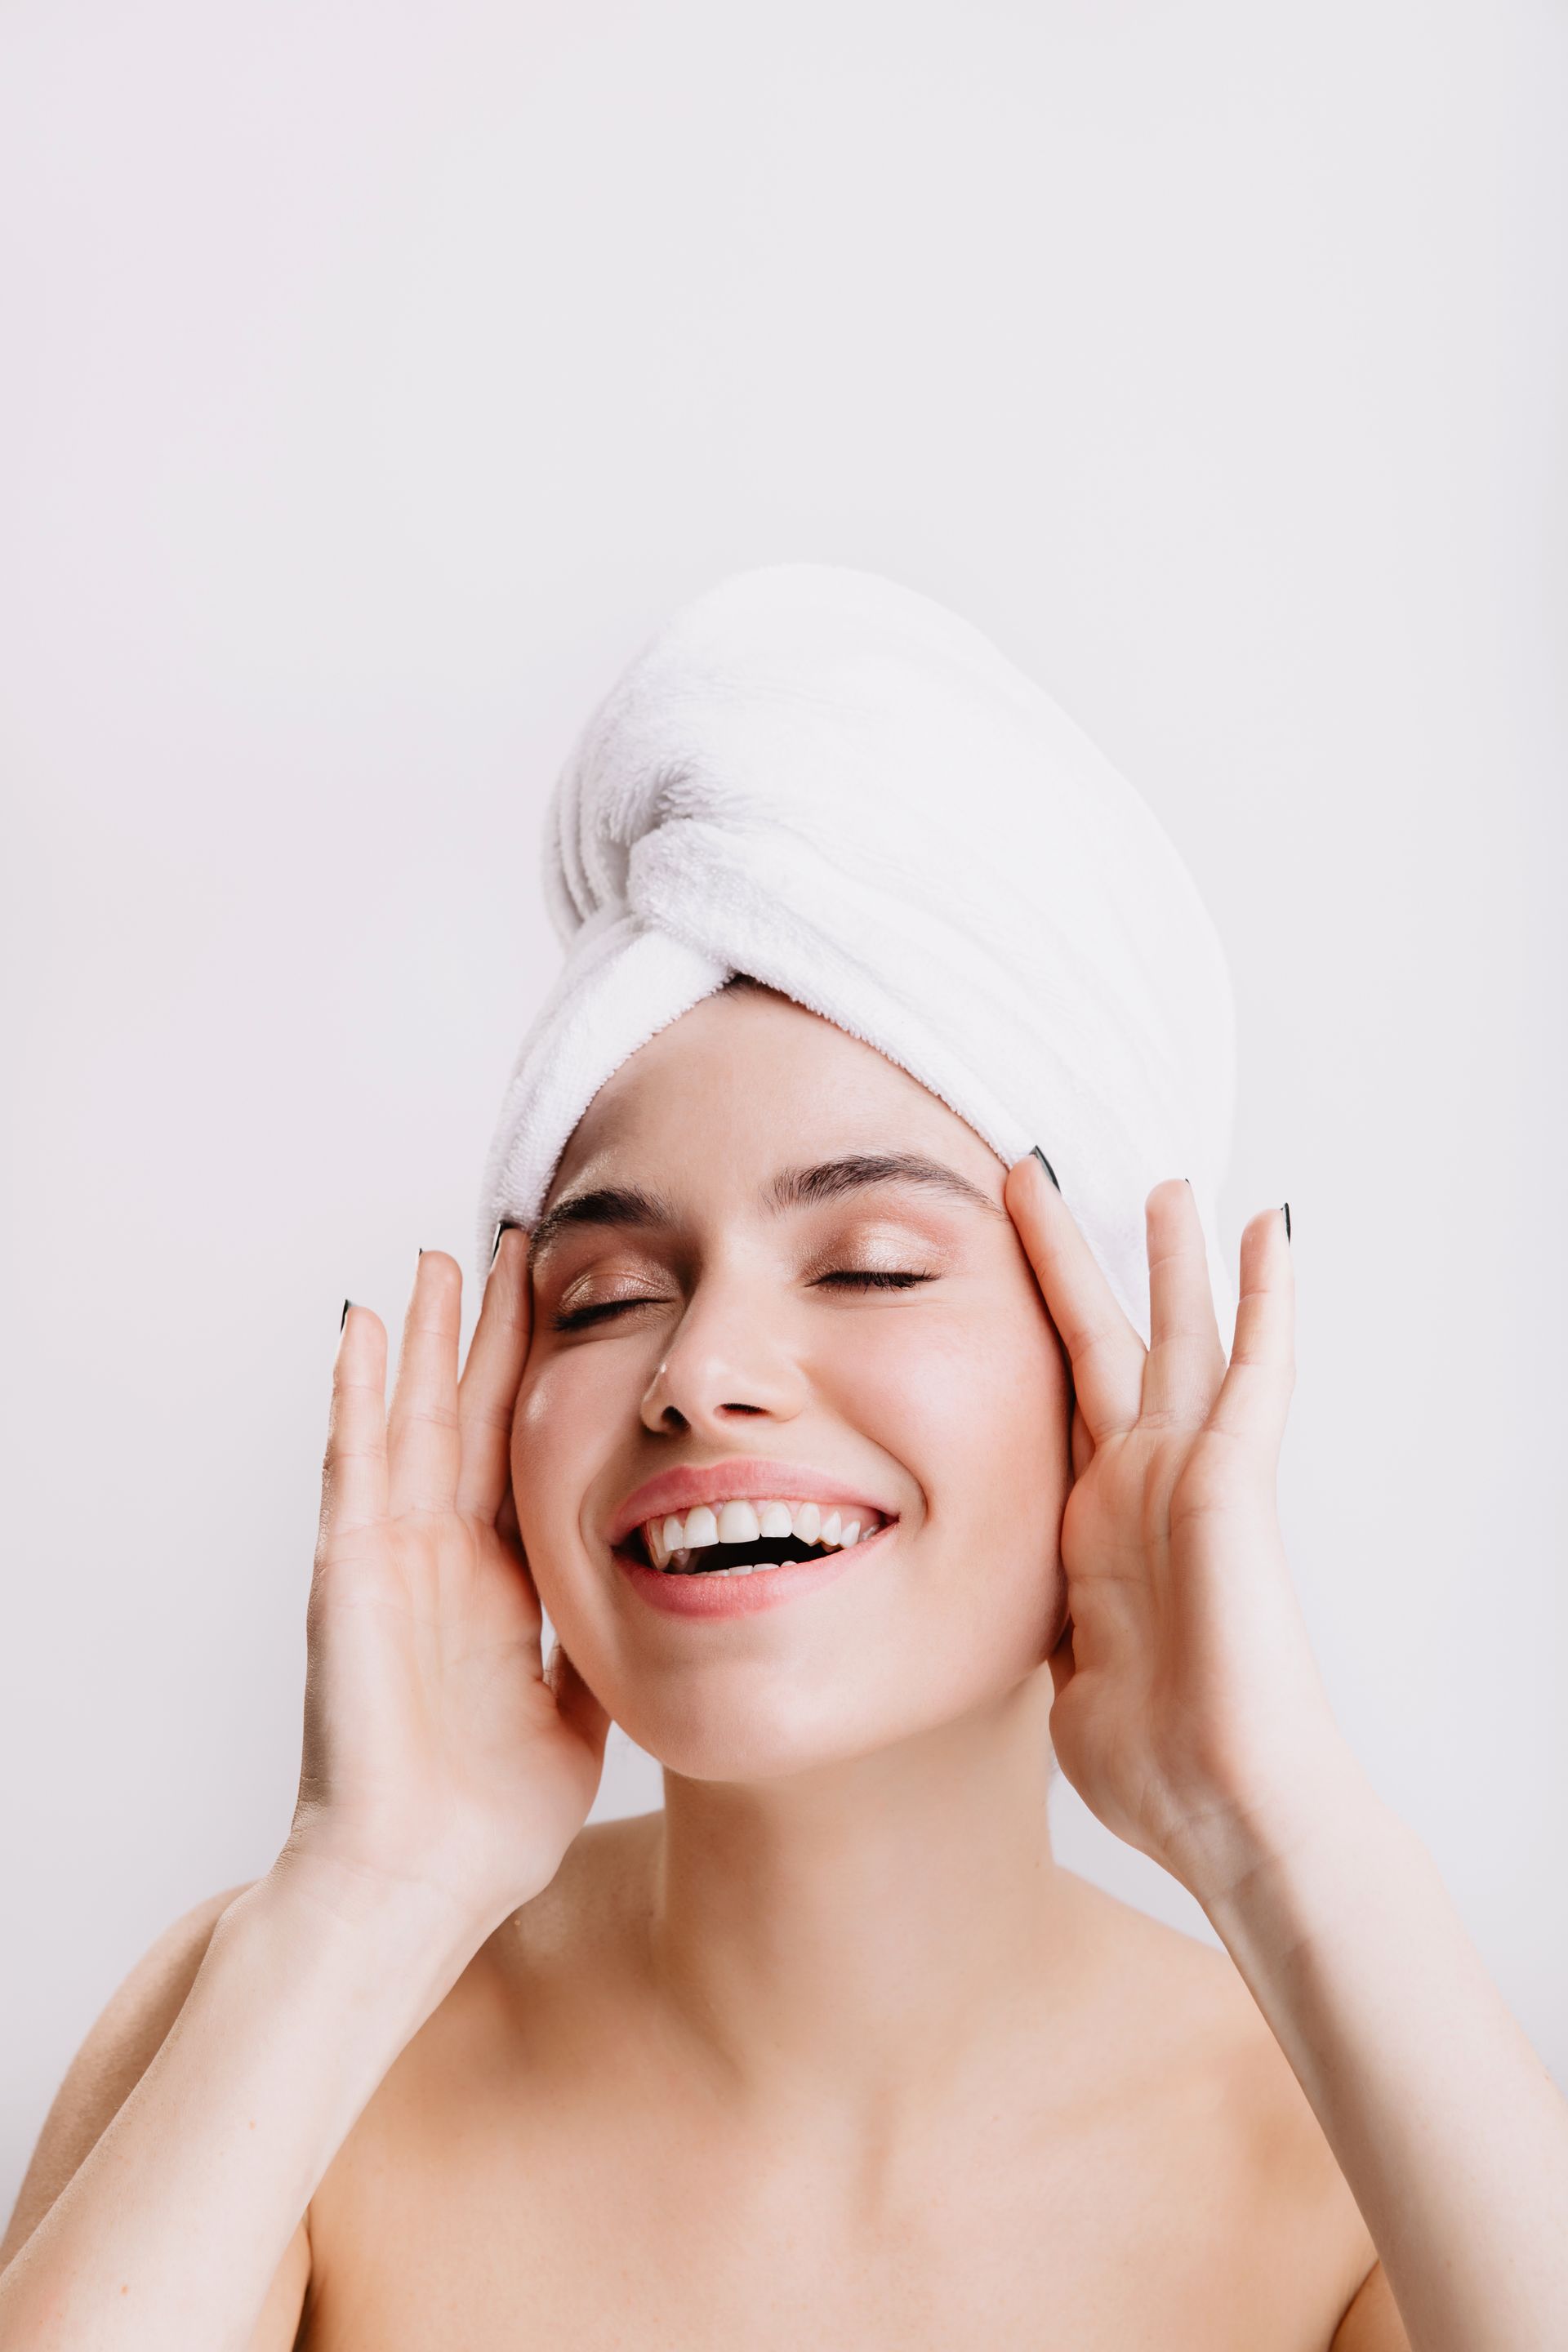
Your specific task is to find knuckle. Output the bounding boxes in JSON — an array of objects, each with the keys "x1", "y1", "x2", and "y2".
[
  {"x1": 462, "y1": 1397, "x2": 518, "y2": 1440},
  {"x1": 387, "y1": 1398, "x2": 461, "y2": 1434},
  {"x1": 320, "y1": 1436, "x2": 388, "y2": 1480}
]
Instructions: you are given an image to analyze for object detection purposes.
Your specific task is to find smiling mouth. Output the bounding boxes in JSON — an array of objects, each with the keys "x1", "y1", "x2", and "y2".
[{"x1": 620, "y1": 1526, "x2": 885, "y2": 1579}]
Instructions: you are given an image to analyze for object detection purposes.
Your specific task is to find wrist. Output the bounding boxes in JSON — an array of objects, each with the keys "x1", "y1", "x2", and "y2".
[
  {"x1": 229, "y1": 1851, "x2": 491, "y2": 2027},
  {"x1": 1194, "y1": 1740, "x2": 1417, "y2": 1950},
  {"x1": 1173, "y1": 1725, "x2": 1384, "y2": 1920}
]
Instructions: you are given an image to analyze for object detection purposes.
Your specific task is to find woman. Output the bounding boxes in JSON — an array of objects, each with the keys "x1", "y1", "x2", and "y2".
[{"x1": 2, "y1": 570, "x2": 1563, "y2": 2348}]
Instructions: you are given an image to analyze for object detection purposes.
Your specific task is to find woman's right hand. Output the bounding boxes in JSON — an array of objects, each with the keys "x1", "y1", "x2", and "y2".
[{"x1": 281, "y1": 1227, "x2": 610, "y2": 1944}]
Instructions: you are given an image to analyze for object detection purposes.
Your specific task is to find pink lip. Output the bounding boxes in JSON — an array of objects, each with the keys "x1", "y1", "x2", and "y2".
[
  {"x1": 605, "y1": 1456, "x2": 898, "y2": 1549},
  {"x1": 615, "y1": 1518, "x2": 896, "y2": 1619}
]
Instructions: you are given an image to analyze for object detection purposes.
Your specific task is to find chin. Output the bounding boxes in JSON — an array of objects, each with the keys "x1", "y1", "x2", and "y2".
[
  {"x1": 604, "y1": 1657, "x2": 1045, "y2": 1787},
  {"x1": 594, "y1": 1675, "x2": 878, "y2": 1784}
]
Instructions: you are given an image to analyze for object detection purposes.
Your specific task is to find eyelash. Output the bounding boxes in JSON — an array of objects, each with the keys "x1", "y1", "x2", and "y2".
[{"x1": 550, "y1": 1269, "x2": 935, "y2": 1334}]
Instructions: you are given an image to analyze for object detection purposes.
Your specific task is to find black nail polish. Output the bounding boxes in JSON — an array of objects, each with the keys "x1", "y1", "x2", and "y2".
[
  {"x1": 341, "y1": 1298, "x2": 352, "y2": 1330},
  {"x1": 490, "y1": 1218, "x2": 520, "y2": 1270},
  {"x1": 1281, "y1": 1202, "x2": 1291, "y2": 1243},
  {"x1": 1031, "y1": 1146, "x2": 1061, "y2": 1192}
]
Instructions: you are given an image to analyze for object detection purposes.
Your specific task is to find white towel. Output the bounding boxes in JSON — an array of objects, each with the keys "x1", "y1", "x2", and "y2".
[{"x1": 476, "y1": 564, "x2": 1237, "y2": 1349}]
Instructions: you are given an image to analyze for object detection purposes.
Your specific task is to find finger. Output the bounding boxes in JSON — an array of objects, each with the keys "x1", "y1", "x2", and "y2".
[
  {"x1": 1004, "y1": 1152, "x2": 1145, "y2": 1444},
  {"x1": 1206, "y1": 1205, "x2": 1295, "y2": 1465},
  {"x1": 1140, "y1": 1178, "x2": 1228, "y2": 1425},
  {"x1": 454, "y1": 1224, "x2": 532, "y2": 1524},
  {"x1": 317, "y1": 1303, "x2": 390, "y2": 1553},
  {"x1": 385, "y1": 1250, "x2": 464, "y2": 1518}
]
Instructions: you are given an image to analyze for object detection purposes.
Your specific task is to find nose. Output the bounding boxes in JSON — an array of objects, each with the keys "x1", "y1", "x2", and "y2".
[{"x1": 639, "y1": 1268, "x2": 809, "y2": 1437}]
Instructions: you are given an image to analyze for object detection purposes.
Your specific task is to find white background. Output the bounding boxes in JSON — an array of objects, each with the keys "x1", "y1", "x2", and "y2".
[{"x1": 2, "y1": 0, "x2": 1563, "y2": 2216}]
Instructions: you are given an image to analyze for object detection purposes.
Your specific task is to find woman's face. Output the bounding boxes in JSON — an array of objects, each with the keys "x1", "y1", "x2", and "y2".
[{"x1": 510, "y1": 985, "x2": 1071, "y2": 1781}]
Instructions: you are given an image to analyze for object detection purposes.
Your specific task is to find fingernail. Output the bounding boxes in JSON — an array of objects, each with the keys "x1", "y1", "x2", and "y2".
[
  {"x1": 1281, "y1": 1202, "x2": 1291, "y2": 1242},
  {"x1": 340, "y1": 1298, "x2": 352, "y2": 1331},
  {"x1": 490, "y1": 1218, "x2": 519, "y2": 1269},
  {"x1": 1031, "y1": 1146, "x2": 1061, "y2": 1192}
]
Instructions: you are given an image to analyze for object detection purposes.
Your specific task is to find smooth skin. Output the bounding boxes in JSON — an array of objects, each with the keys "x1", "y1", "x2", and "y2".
[{"x1": 2, "y1": 987, "x2": 1564, "y2": 2349}]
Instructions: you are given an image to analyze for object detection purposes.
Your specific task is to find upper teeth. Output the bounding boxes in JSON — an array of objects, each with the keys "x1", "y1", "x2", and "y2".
[{"x1": 639, "y1": 1498, "x2": 882, "y2": 1571}]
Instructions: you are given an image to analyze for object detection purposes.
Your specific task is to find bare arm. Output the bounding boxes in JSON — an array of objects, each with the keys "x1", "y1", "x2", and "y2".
[
  {"x1": 0, "y1": 1871, "x2": 465, "y2": 2350},
  {"x1": 1208, "y1": 1748, "x2": 1567, "y2": 2352},
  {"x1": 1004, "y1": 1160, "x2": 1567, "y2": 2352},
  {"x1": 1, "y1": 1887, "x2": 251, "y2": 2274},
  {"x1": 0, "y1": 1234, "x2": 609, "y2": 2350}
]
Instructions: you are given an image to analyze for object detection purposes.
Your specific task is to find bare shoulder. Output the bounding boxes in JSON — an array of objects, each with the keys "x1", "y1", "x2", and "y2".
[
  {"x1": 419, "y1": 1811, "x2": 654, "y2": 2008},
  {"x1": 333, "y1": 1811, "x2": 662, "y2": 2089},
  {"x1": 2, "y1": 1881, "x2": 254, "y2": 2267},
  {"x1": 2, "y1": 1882, "x2": 314, "y2": 2345},
  {"x1": 1067, "y1": 1875, "x2": 1341, "y2": 2162},
  {"x1": 1064, "y1": 1871, "x2": 1319, "y2": 2109},
  {"x1": 305, "y1": 1811, "x2": 661, "y2": 2253},
  {"x1": 439, "y1": 1809, "x2": 661, "y2": 2042},
  {"x1": 506, "y1": 1809, "x2": 662, "y2": 1958},
  {"x1": 1058, "y1": 1873, "x2": 1383, "y2": 2326}
]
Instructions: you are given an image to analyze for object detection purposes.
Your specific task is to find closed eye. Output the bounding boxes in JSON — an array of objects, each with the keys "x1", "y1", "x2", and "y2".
[
  {"x1": 550, "y1": 1296, "x2": 659, "y2": 1332},
  {"x1": 814, "y1": 1271, "x2": 936, "y2": 1293},
  {"x1": 550, "y1": 1269, "x2": 935, "y2": 1332}
]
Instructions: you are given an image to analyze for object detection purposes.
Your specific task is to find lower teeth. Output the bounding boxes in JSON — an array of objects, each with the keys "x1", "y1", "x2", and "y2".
[{"x1": 657, "y1": 1545, "x2": 837, "y2": 1577}]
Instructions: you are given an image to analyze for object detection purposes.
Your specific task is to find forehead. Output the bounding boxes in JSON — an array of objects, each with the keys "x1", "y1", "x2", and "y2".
[{"x1": 541, "y1": 986, "x2": 1006, "y2": 1218}]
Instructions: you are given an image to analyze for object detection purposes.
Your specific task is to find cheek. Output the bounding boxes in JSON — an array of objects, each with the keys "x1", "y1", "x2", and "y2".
[
  {"x1": 840, "y1": 1298, "x2": 1070, "y2": 1659},
  {"x1": 508, "y1": 1348, "x2": 621, "y2": 1584},
  {"x1": 822, "y1": 1294, "x2": 1066, "y2": 1517},
  {"x1": 808, "y1": 1298, "x2": 1081, "y2": 1684}
]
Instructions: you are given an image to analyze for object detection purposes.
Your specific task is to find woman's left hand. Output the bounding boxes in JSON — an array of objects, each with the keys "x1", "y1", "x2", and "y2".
[{"x1": 1004, "y1": 1160, "x2": 1356, "y2": 1910}]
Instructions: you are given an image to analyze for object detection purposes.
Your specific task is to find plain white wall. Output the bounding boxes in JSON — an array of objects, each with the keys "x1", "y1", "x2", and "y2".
[{"x1": 2, "y1": 0, "x2": 1563, "y2": 2216}]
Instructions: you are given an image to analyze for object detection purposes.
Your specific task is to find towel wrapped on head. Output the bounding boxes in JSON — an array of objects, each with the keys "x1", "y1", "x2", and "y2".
[{"x1": 476, "y1": 563, "x2": 1237, "y2": 1348}]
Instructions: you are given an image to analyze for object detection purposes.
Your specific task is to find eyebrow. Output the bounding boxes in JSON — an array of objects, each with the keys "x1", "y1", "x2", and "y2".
[{"x1": 523, "y1": 1152, "x2": 1006, "y2": 1277}]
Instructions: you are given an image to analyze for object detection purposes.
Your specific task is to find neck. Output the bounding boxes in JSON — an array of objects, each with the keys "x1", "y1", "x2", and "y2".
[{"x1": 644, "y1": 1669, "x2": 1091, "y2": 2118}]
